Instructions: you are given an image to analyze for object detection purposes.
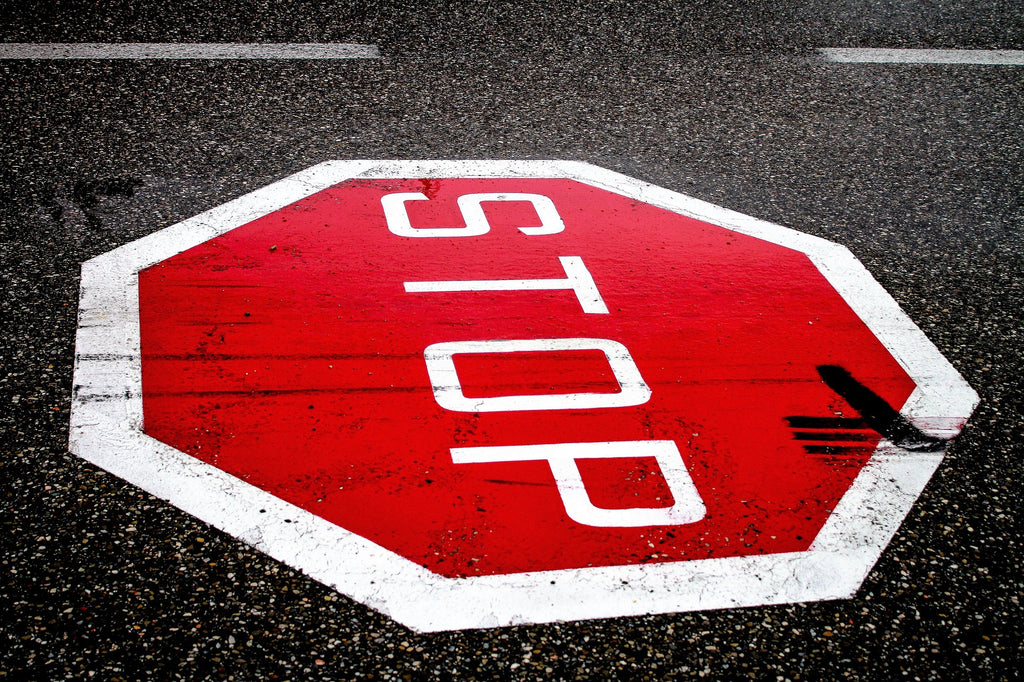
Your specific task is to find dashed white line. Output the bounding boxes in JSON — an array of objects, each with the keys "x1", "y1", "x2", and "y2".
[
  {"x1": 820, "y1": 48, "x2": 1024, "y2": 65},
  {"x1": 0, "y1": 43, "x2": 380, "y2": 60}
]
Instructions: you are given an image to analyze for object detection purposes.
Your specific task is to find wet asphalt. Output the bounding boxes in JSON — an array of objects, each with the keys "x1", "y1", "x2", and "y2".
[{"x1": 2, "y1": 1, "x2": 1023, "y2": 679}]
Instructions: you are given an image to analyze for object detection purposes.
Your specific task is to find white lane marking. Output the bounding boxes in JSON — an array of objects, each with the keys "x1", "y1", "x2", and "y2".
[
  {"x1": 820, "y1": 48, "x2": 1024, "y2": 65},
  {"x1": 0, "y1": 43, "x2": 379, "y2": 60}
]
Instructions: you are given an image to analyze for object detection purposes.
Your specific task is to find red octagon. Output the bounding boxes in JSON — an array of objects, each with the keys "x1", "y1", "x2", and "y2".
[
  {"x1": 71, "y1": 161, "x2": 976, "y2": 631},
  {"x1": 140, "y1": 174, "x2": 912, "y2": 574}
]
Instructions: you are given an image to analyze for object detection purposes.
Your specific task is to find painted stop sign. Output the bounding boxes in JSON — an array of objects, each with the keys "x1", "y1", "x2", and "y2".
[{"x1": 71, "y1": 161, "x2": 977, "y2": 631}]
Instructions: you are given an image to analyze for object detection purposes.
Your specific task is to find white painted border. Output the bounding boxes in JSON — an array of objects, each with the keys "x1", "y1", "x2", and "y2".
[{"x1": 70, "y1": 160, "x2": 979, "y2": 632}]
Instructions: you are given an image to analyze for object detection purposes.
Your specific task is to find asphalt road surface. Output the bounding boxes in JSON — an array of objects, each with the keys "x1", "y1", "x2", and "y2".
[{"x1": 2, "y1": 1, "x2": 1022, "y2": 679}]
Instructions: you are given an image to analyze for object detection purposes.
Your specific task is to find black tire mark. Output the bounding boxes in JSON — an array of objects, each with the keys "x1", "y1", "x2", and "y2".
[
  {"x1": 72, "y1": 177, "x2": 143, "y2": 229},
  {"x1": 816, "y1": 365, "x2": 947, "y2": 452}
]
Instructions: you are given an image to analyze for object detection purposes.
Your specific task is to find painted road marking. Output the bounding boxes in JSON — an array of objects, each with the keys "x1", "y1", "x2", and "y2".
[
  {"x1": 820, "y1": 48, "x2": 1024, "y2": 65},
  {"x1": 0, "y1": 42, "x2": 379, "y2": 59},
  {"x1": 383, "y1": 192, "x2": 565, "y2": 237},
  {"x1": 451, "y1": 441, "x2": 706, "y2": 528},
  {"x1": 70, "y1": 160, "x2": 978, "y2": 632},
  {"x1": 404, "y1": 256, "x2": 610, "y2": 314},
  {"x1": 422, "y1": 338, "x2": 649, "y2": 412}
]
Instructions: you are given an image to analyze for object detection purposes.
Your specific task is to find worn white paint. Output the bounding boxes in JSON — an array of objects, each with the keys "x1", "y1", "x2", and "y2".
[
  {"x1": 0, "y1": 42, "x2": 380, "y2": 59},
  {"x1": 70, "y1": 160, "x2": 979, "y2": 632},
  {"x1": 820, "y1": 48, "x2": 1024, "y2": 65}
]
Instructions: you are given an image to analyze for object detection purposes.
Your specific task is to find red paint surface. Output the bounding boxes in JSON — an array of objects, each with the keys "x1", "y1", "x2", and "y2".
[
  {"x1": 454, "y1": 350, "x2": 620, "y2": 398},
  {"x1": 139, "y1": 178, "x2": 915, "y2": 577}
]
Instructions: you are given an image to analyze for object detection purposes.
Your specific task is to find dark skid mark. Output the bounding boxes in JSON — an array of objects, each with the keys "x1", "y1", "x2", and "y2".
[
  {"x1": 167, "y1": 284, "x2": 263, "y2": 289},
  {"x1": 76, "y1": 353, "x2": 135, "y2": 361},
  {"x1": 44, "y1": 196, "x2": 64, "y2": 223},
  {"x1": 72, "y1": 176, "x2": 144, "y2": 229},
  {"x1": 142, "y1": 352, "x2": 421, "y2": 362},
  {"x1": 73, "y1": 177, "x2": 143, "y2": 211},
  {"x1": 793, "y1": 431, "x2": 876, "y2": 442},
  {"x1": 784, "y1": 416, "x2": 875, "y2": 456},
  {"x1": 816, "y1": 365, "x2": 947, "y2": 452},
  {"x1": 143, "y1": 386, "x2": 419, "y2": 398},
  {"x1": 784, "y1": 416, "x2": 869, "y2": 430},
  {"x1": 483, "y1": 479, "x2": 551, "y2": 487},
  {"x1": 803, "y1": 445, "x2": 873, "y2": 455}
]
